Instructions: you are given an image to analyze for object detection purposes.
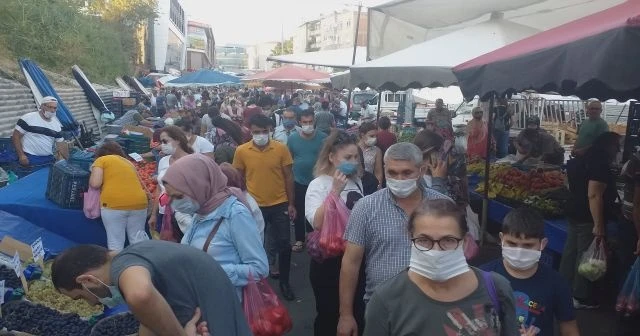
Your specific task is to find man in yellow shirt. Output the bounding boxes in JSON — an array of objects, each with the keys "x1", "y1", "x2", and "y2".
[{"x1": 233, "y1": 114, "x2": 296, "y2": 301}]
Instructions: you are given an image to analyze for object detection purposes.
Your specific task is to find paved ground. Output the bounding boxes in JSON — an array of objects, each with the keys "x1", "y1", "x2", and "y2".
[{"x1": 269, "y1": 232, "x2": 624, "y2": 336}]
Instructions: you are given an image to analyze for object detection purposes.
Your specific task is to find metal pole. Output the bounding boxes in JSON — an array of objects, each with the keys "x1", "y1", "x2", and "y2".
[
  {"x1": 345, "y1": 2, "x2": 363, "y2": 117},
  {"x1": 480, "y1": 95, "x2": 495, "y2": 247}
]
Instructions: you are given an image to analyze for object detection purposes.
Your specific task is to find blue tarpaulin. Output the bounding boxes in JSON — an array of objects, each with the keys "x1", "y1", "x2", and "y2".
[
  {"x1": 72, "y1": 65, "x2": 111, "y2": 116},
  {"x1": 0, "y1": 210, "x2": 77, "y2": 255},
  {"x1": 166, "y1": 69, "x2": 240, "y2": 87},
  {"x1": 19, "y1": 59, "x2": 79, "y2": 133}
]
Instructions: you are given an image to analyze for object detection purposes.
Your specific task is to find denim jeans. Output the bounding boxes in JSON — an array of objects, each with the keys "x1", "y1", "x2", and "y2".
[
  {"x1": 559, "y1": 220, "x2": 594, "y2": 299},
  {"x1": 493, "y1": 129, "x2": 510, "y2": 159},
  {"x1": 260, "y1": 202, "x2": 292, "y2": 284}
]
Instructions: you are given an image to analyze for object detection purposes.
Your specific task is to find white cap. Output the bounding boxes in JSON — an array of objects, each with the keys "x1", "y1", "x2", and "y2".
[
  {"x1": 164, "y1": 118, "x2": 174, "y2": 126},
  {"x1": 41, "y1": 96, "x2": 58, "y2": 105}
]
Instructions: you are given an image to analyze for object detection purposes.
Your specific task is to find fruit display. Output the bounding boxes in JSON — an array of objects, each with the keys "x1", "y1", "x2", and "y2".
[
  {"x1": 90, "y1": 313, "x2": 139, "y2": 336},
  {"x1": 473, "y1": 163, "x2": 565, "y2": 201},
  {"x1": 26, "y1": 279, "x2": 103, "y2": 318},
  {"x1": 133, "y1": 160, "x2": 158, "y2": 194},
  {"x1": 523, "y1": 196, "x2": 563, "y2": 216},
  {"x1": 0, "y1": 300, "x2": 91, "y2": 335},
  {"x1": 0, "y1": 265, "x2": 22, "y2": 289}
]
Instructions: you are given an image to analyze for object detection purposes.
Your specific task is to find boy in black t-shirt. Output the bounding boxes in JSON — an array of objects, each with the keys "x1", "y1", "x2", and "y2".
[{"x1": 481, "y1": 208, "x2": 579, "y2": 336}]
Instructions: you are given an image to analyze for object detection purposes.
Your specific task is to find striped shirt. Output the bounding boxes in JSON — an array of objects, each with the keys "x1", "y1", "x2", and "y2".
[{"x1": 344, "y1": 186, "x2": 450, "y2": 301}]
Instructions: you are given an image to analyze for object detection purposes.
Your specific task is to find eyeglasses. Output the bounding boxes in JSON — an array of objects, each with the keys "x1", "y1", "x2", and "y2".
[{"x1": 411, "y1": 236, "x2": 463, "y2": 251}]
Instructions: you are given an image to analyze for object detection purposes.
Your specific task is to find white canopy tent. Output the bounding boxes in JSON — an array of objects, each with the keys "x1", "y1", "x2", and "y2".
[
  {"x1": 267, "y1": 47, "x2": 367, "y2": 69},
  {"x1": 368, "y1": 0, "x2": 625, "y2": 59},
  {"x1": 330, "y1": 70, "x2": 352, "y2": 90},
  {"x1": 349, "y1": 16, "x2": 539, "y2": 90}
]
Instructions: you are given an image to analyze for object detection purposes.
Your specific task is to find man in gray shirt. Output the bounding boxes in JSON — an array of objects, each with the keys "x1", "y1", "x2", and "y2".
[{"x1": 52, "y1": 240, "x2": 251, "y2": 336}]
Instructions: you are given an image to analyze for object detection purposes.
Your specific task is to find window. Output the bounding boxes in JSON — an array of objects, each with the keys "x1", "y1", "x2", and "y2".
[{"x1": 170, "y1": 0, "x2": 185, "y2": 35}]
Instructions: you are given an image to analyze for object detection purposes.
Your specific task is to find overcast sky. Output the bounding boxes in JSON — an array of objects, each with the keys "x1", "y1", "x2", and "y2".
[{"x1": 180, "y1": 0, "x2": 387, "y2": 45}]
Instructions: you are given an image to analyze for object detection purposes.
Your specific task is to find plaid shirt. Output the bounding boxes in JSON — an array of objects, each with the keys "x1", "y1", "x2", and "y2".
[{"x1": 344, "y1": 186, "x2": 450, "y2": 301}]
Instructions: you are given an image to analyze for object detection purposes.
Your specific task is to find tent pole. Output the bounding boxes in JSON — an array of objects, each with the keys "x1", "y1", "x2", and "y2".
[
  {"x1": 480, "y1": 94, "x2": 495, "y2": 247},
  {"x1": 345, "y1": 1, "x2": 363, "y2": 119},
  {"x1": 376, "y1": 91, "x2": 382, "y2": 120}
]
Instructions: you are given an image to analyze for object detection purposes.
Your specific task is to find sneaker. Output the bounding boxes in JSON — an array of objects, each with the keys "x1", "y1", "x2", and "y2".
[{"x1": 573, "y1": 297, "x2": 599, "y2": 309}]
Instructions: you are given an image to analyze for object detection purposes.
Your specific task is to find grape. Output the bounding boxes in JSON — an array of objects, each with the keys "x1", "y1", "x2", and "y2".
[
  {"x1": 0, "y1": 265, "x2": 22, "y2": 289},
  {"x1": 0, "y1": 301, "x2": 91, "y2": 335},
  {"x1": 26, "y1": 280, "x2": 103, "y2": 317},
  {"x1": 90, "y1": 313, "x2": 139, "y2": 336}
]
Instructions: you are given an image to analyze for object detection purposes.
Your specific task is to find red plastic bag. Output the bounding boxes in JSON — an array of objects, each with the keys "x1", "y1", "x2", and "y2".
[
  {"x1": 318, "y1": 192, "x2": 350, "y2": 258},
  {"x1": 306, "y1": 231, "x2": 325, "y2": 262},
  {"x1": 160, "y1": 204, "x2": 178, "y2": 242},
  {"x1": 578, "y1": 237, "x2": 607, "y2": 282},
  {"x1": 83, "y1": 187, "x2": 101, "y2": 219},
  {"x1": 243, "y1": 274, "x2": 292, "y2": 336},
  {"x1": 616, "y1": 257, "x2": 640, "y2": 315}
]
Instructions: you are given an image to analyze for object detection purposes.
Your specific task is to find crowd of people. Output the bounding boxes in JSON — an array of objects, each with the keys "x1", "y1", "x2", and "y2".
[{"x1": 10, "y1": 86, "x2": 640, "y2": 336}]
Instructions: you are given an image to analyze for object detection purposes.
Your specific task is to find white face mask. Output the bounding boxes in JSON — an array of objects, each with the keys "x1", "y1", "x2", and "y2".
[
  {"x1": 44, "y1": 111, "x2": 56, "y2": 119},
  {"x1": 409, "y1": 244, "x2": 469, "y2": 282},
  {"x1": 161, "y1": 143, "x2": 176, "y2": 155},
  {"x1": 301, "y1": 125, "x2": 314, "y2": 134},
  {"x1": 253, "y1": 134, "x2": 269, "y2": 146},
  {"x1": 365, "y1": 137, "x2": 377, "y2": 146},
  {"x1": 502, "y1": 245, "x2": 541, "y2": 270},
  {"x1": 171, "y1": 196, "x2": 200, "y2": 215},
  {"x1": 387, "y1": 177, "x2": 418, "y2": 198}
]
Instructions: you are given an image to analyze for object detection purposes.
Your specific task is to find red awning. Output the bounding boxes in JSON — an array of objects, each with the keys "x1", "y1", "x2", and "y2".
[
  {"x1": 455, "y1": 0, "x2": 640, "y2": 71},
  {"x1": 453, "y1": 0, "x2": 640, "y2": 101}
]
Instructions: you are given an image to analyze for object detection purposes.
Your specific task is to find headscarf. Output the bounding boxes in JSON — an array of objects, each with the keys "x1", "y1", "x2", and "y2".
[
  {"x1": 40, "y1": 96, "x2": 57, "y2": 107},
  {"x1": 162, "y1": 154, "x2": 248, "y2": 215},
  {"x1": 219, "y1": 163, "x2": 246, "y2": 191}
]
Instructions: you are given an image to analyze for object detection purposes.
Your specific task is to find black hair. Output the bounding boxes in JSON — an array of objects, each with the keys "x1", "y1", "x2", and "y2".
[
  {"x1": 299, "y1": 108, "x2": 315, "y2": 120},
  {"x1": 51, "y1": 245, "x2": 109, "y2": 291},
  {"x1": 413, "y1": 130, "x2": 444, "y2": 153},
  {"x1": 502, "y1": 207, "x2": 545, "y2": 239},
  {"x1": 248, "y1": 114, "x2": 273, "y2": 129},
  {"x1": 212, "y1": 116, "x2": 244, "y2": 145},
  {"x1": 590, "y1": 131, "x2": 621, "y2": 158},
  {"x1": 174, "y1": 118, "x2": 194, "y2": 133},
  {"x1": 378, "y1": 116, "x2": 391, "y2": 130},
  {"x1": 358, "y1": 121, "x2": 377, "y2": 135},
  {"x1": 258, "y1": 96, "x2": 273, "y2": 108},
  {"x1": 207, "y1": 105, "x2": 220, "y2": 120},
  {"x1": 321, "y1": 101, "x2": 330, "y2": 109},
  {"x1": 408, "y1": 199, "x2": 467, "y2": 236}
]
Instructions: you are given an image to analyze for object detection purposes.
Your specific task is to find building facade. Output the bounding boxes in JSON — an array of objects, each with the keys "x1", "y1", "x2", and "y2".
[
  {"x1": 215, "y1": 44, "x2": 249, "y2": 72},
  {"x1": 186, "y1": 21, "x2": 215, "y2": 70},
  {"x1": 144, "y1": 0, "x2": 188, "y2": 73},
  {"x1": 293, "y1": 10, "x2": 367, "y2": 53},
  {"x1": 247, "y1": 42, "x2": 279, "y2": 71}
]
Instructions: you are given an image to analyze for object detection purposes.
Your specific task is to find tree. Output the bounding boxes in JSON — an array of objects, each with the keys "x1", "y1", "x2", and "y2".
[
  {"x1": 270, "y1": 38, "x2": 294, "y2": 57},
  {"x1": 85, "y1": 0, "x2": 158, "y2": 28}
]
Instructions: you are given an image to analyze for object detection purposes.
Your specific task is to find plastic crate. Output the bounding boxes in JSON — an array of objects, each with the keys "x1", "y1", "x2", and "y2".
[
  {"x1": 68, "y1": 150, "x2": 96, "y2": 172},
  {"x1": 46, "y1": 160, "x2": 89, "y2": 209}
]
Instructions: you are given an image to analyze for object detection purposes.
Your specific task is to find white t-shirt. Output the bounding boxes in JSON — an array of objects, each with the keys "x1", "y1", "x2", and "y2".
[
  {"x1": 305, "y1": 174, "x2": 364, "y2": 228},
  {"x1": 339, "y1": 101, "x2": 348, "y2": 117},
  {"x1": 191, "y1": 136, "x2": 215, "y2": 154},
  {"x1": 14, "y1": 112, "x2": 63, "y2": 156}
]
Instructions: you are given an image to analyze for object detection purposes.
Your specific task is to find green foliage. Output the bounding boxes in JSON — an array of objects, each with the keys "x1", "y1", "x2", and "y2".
[
  {"x1": 270, "y1": 38, "x2": 294, "y2": 57},
  {"x1": 0, "y1": 0, "x2": 157, "y2": 84}
]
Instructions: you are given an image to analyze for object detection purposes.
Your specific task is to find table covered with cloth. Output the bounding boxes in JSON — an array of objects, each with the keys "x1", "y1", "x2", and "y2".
[{"x1": 0, "y1": 168, "x2": 107, "y2": 246}]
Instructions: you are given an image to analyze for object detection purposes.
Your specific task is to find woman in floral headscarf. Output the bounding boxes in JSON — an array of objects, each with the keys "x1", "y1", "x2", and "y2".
[{"x1": 163, "y1": 154, "x2": 268, "y2": 299}]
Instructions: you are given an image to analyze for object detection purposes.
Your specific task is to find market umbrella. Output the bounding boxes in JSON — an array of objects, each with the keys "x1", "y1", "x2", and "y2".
[
  {"x1": 453, "y1": 0, "x2": 640, "y2": 101},
  {"x1": 243, "y1": 65, "x2": 330, "y2": 83},
  {"x1": 166, "y1": 69, "x2": 240, "y2": 87},
  {"x1": 349, "y1": 16, "x2": 539, "y2": 90}
]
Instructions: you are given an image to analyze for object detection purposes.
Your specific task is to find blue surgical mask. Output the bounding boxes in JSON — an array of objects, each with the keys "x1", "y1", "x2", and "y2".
[
  {"x1": 83, "y1": 280, "x2": 125, "y2": 308},
  {"x1": 283, "y1": 119, "x2": 296, "y2": 129},
  {"x1": 337, "y1": 161, "x2": 358, "y2": 176},
  {"x1": 171, "y1": 196, "x2": 201, "y2": 215}
]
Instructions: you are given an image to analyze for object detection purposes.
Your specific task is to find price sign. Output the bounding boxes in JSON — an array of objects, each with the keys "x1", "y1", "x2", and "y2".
[
  {"x1": 31, "y1": 237, "x2": 44, "y2": 263},
  {"x1": 128, "y1": 153, "x2": 144, "y2": 162},
  {"x1": 11, "y1": 252, "x2": 22, "y2": 278}
]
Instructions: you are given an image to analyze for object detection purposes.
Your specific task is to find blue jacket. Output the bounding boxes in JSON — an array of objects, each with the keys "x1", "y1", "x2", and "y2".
[{"x1": 182, "y1": 196, "x2": 268, "y2": 298}]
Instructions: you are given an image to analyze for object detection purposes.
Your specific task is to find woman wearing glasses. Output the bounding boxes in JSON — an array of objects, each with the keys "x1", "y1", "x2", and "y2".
[
  {"x1": 364, "y1": 199, "x2": 518, "y2": 336},
  {"x1": 148, "y1": 126, "x2": 195, "y2": 237},
  {"x1": 305, "y1": 130, "x2": 367, "y2": 336}
]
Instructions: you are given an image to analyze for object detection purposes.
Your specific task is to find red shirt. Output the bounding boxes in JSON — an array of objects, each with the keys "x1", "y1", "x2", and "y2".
[{"x1": 376, "y1": 129, "x2": 397, "y2": 154}]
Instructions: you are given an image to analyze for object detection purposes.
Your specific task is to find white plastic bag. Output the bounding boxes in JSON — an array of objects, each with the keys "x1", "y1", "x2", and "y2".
[{"x1": 466, "y1": 206, "x2": 480, "y2": 241}]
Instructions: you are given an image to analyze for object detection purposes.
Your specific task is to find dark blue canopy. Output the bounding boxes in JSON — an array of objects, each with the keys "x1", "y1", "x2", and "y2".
[{"x1": 166, "y1": 69, "x2": 240, "y2": 87}]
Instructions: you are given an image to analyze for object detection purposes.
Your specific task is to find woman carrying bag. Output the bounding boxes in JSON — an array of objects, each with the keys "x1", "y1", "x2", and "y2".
[{"x1": 162, "y1": 154, "x2": 268, "y2": 301}]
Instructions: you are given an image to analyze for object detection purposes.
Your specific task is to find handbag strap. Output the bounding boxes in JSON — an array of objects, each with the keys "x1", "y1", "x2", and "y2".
[
  {"x1": 203, "y1": 217, "x2": 225, "y2": 253},
  {"x1": 482, "y1": 271, "x2": 501, "y2": 315}
]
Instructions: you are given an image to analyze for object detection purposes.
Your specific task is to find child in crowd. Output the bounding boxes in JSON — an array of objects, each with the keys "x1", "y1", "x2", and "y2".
[{"x1": 481, "y1": 207, "x2": 580, "y2": 336}]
